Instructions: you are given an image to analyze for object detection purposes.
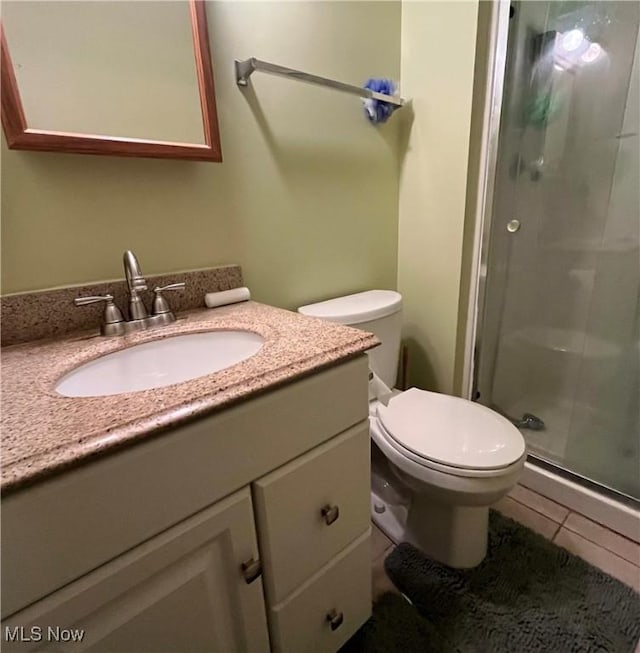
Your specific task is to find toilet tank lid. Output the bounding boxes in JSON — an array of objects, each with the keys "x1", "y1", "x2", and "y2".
[{"x1": 298, "y1": 290, "x2": 402, "y2": 325}]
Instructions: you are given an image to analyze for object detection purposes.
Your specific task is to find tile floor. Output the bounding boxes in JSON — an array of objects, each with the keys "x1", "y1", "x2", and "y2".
[
  {"x1": 494, "y1": 484, "x2": 640, "y2": 592},
  {"x1": 370, "y1": 483, "x2": 640, "y2": 648}
]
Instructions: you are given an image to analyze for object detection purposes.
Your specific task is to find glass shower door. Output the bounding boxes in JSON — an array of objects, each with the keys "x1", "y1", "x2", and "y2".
[{"x1": 477, "y1": 1, "x2": 640, "y2": 501}]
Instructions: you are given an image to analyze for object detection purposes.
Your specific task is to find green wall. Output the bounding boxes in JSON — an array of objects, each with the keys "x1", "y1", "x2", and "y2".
[
  {"x1": 398, "y1": 0, "x2": 479, "y2": 394},
  {"x1": 1, "y1": 1, "x2": 400, "y2": 310}
]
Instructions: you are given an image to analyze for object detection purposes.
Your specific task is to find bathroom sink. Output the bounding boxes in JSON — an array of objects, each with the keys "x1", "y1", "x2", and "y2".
[{"x1": 56, "y1": 331, "x2": 264, "y2": 397}]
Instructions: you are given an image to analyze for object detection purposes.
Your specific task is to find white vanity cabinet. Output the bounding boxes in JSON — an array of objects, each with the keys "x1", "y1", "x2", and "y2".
[{"x1": 2, "y1": 356, "x2": 371, "y2": 653}]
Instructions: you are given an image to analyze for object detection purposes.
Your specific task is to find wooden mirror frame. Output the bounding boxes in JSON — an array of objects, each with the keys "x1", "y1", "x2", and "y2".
[{"x1": 0, "y1": 0, "x2": 221, "y2": 162}]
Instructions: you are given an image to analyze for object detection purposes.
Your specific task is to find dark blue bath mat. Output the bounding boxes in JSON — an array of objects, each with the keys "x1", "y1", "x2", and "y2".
[{"x1": 343, "y1": 510, "x2": 640, "y2": 653}]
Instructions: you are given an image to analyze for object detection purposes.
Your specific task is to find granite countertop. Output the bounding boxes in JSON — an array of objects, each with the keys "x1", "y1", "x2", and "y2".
[{"x1": 1, "y1": 301, "x2": 378, "y2": 495}]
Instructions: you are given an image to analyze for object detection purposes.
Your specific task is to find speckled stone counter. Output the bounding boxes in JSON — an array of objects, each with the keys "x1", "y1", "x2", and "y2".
[{"x1": 1, "y1": 301, "x2": 378, "y2": 494}]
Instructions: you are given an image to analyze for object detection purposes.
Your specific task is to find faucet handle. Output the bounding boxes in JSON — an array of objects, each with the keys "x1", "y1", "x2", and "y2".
[
  {"x1": 154, "y1": 282, "x2": 186, "y2": 294},
  {"x1": 74, "y1": 294, "x2": 113, "y2": 306},
  {"x1": 74, "y1": 294, "x2": 125, "y2": 327},
  {"x1": 152, "y1": 282, "x2": 185, "y2": 315}
]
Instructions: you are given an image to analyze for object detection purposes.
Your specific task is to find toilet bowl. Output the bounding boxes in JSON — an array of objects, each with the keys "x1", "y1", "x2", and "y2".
[
  {"x1": 370, "y1": 388, "x2": 525, "y2": 567},
  {"x1": 299, "y1": 290, "x2": 526, "y2": 568}
]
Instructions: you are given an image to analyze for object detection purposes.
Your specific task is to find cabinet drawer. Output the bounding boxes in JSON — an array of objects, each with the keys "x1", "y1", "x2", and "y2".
[
  {"x1": 269, "y1": 530, "x2": 371, "y2": 653},
  {"x1": 253, "y1": 422, "x2": 370, "y2": 604}
]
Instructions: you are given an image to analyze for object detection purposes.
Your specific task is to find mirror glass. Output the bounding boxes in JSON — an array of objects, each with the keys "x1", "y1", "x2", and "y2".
[{"x1": 2, "y1": 1, "x2": 206, "y2": 144}]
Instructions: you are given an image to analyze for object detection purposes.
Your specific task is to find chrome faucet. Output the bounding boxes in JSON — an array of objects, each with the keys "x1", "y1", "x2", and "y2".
[{"x1": 74, "y1": 250, "x2": 185, "y2": 336}]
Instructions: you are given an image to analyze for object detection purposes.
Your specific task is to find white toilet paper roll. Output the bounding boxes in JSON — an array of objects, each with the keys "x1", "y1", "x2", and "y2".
[{"x1": 205, "y1": 287, "x2": 251, "y2": 308}]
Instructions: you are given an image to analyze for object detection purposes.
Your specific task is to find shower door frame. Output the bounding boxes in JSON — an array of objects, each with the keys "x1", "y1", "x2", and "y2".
[
  {"x1": 462, "y1": 0, "x2": 510, "y2": 403},
  {"x1": 466, "y1": 0, "x2": 640, "y2": 511}
]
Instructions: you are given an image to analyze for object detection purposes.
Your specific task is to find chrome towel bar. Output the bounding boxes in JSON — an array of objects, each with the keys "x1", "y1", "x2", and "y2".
[{"x1": 235, "y1": 57, "x2": 405, "y2": 107}]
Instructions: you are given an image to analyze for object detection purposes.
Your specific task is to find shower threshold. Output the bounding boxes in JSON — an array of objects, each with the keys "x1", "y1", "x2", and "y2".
[{"x1": 528, "y1": 454, "x2": 639, "y2": 509}]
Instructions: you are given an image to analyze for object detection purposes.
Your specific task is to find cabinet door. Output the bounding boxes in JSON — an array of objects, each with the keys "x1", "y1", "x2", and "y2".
[{"x1": 2, "y1": 488, "x2": 270, "y2": 653}]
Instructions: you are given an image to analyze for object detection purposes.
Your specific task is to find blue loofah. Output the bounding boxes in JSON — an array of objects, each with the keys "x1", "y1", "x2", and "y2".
[{"x1": 363, "y1": 78, "x2": 399, "y2": 124}]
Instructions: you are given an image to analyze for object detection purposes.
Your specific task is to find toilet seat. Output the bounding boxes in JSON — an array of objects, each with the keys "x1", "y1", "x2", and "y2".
[{"x1": 374, "y1": 388, "x2": 526, "y2": 478}]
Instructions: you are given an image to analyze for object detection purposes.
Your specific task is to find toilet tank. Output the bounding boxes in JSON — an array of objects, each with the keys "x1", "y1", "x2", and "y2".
[{"x1": 298, "y1": 290, "x2": 403, "y2": 389}]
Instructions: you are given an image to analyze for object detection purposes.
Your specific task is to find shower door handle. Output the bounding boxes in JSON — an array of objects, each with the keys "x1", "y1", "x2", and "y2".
[{"x1": 507, "y1": 219, "x2": 521, "y2": 233}]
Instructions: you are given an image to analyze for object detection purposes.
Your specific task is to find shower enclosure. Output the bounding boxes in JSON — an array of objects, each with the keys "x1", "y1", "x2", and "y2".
[{"x1": 476, "y1": 1, "x2": 639, "y2": 503}]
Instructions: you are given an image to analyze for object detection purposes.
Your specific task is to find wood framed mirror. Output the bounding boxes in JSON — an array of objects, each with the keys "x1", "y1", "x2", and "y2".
[{"x1": 1, "y1": 0, "x2": 221, "y2": 162}]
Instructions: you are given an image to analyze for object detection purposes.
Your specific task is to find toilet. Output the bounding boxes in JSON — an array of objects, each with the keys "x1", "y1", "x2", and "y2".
[{"x1": 299, "y1": 290, "x2": 526, "y2": 568}]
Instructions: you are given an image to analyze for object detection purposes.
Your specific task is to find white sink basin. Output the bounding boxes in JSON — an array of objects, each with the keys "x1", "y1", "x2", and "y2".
[{"x1": 56, "y1": 330, "x2": 264, "y2": 397}]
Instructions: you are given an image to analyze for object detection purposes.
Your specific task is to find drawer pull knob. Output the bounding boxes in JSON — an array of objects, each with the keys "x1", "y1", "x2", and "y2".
[
  {"x1": 326, "y1": 609, "x2": 344, "y2": 631},
  {"x1": 241, "y1": 557, "x2": 262, "y2": 584},
  {"x1": 321, "y1": 504, "x2": 340, "y2": 526}
]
